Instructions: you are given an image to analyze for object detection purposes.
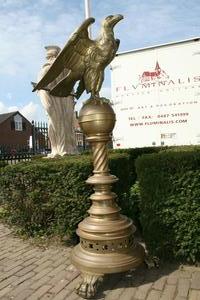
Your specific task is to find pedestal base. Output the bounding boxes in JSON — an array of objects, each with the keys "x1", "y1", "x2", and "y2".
[
  {"x1": 71, "y1": 242, "x2": 144, "y2": 274},
  {"x1": 71, "y1": 242, "x2": 144, "y2": 298}
]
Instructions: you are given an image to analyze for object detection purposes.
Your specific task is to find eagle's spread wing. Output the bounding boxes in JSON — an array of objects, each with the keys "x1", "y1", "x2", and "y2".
[{"x1": 32, "y1": 17, "x2": 95, "y2": 94}]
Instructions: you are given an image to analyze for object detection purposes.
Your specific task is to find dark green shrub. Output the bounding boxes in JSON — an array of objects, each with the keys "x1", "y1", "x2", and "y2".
[
  {"x1": 0, "y1": 161, "x2": 8, "y2": 168},
  {"x1": 111, "y1": 147, "x2": 162, "y2": 222},
  {"x1": 112, "y1": 147, "x2": 162, "y2": 182},
  {"x1": 136, "y1": 151, "x2": 200, "y2": 262},
  {"x1": 0, "y1": 153, "x2": 130, "y2": 238},
  {"x1": 128, "y1": 181, "x2": 142, "y2": 230}
]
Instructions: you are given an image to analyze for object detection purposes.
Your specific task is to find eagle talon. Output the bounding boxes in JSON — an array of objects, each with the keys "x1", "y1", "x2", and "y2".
[
  {"x1": 99, "y1": 97, "x2": 111, "y2": 104},
  {"x1": 84, "y1": 96, "x2": 111, "y2": 105}
]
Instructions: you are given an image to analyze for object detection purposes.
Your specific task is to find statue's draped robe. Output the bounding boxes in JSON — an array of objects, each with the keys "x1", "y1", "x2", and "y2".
[{"x1": 37, "y1": 62, "x2": 77, "y2": 157}]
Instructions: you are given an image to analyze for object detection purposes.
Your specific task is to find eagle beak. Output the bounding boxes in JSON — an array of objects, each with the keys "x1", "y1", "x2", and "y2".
[{"x1": 110, "y1": 14, "x2": 124, "y2": 26}]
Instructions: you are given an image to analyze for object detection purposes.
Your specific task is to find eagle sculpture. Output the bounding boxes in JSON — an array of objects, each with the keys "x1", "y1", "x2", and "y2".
[{"x1": 32, "y1": 15, "x2": 123, "y2": 99}]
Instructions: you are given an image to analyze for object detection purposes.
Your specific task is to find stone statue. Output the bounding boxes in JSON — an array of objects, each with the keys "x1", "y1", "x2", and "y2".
[{"x1": 36, "y1": 45, "x2": 77, "y2": 157}]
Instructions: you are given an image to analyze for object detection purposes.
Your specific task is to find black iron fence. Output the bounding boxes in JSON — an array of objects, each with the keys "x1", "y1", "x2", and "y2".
[
  {"x1": 0, "y1": 152, "x2": 32, "y2": 165},
  {"x1": 0, "y1": 121, "x2": 49, "y2": 164},
  {"x1": 0, "y1": 144, "x2": 30, "y2": 163},
  {"x1": 0, "y1": 144, "x2": 29, "y2": 155},
  {"x1": 0, "y1": 121, "x2": 90, "y2": 164},
  {"x1": 31, "y1": 121, "x2": 50, "y2": 154}
]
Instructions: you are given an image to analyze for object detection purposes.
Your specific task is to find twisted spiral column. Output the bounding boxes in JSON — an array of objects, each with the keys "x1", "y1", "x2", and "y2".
[{"x1": 92, "y1": 142, "x2": 109, "y2": 174}]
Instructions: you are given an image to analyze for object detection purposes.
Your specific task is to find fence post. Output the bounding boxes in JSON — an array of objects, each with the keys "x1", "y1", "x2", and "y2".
[{"x1": 32, "y1": 120, "x2": 36, "y2": 154}]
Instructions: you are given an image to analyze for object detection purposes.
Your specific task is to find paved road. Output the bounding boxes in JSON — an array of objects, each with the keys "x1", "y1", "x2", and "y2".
[{"x1": 0, "y1": 223, "x2": 200, "y2": 300}]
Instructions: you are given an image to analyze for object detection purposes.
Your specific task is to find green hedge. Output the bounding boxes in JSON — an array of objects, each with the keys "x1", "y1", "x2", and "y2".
[
  {"x1": 0, "y1": 161, "x2": 8, "y2": 168},
  {"x1": 2, "y1": 145, "x2": 199, "y2": 261},
  {"x1": 0, "y1": 147, "x2": 168, "y2": 238},
  {"x1": 136, "y1": 151, "x2": 200, "y2": 262},
  {"x1": 112, "y1": 147, "x2": 162, "y2": 221},
  {"x1": 0, "y1": 153, "x2": 132, "y2": 238}
]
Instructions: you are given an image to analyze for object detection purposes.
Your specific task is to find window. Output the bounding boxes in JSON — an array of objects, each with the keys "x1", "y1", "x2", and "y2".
[
  {"x1": 161, "y1": 133, "x2": 176, "y2": 139},
  {"x1": 76, "y1": 132, "x2": 83, "y2": 146},
  {"x1": 14, "y1": 114, "x2": 23, "y2": 131}
]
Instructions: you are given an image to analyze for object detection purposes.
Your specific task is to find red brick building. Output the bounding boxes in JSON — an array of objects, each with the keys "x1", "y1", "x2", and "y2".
[{"x1": 0, "y1": 111, "x2": 32, "y2": 152}]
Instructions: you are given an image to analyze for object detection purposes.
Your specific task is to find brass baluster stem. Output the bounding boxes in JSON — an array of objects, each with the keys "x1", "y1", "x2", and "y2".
[{"x1": 71, "y1": 100, "x2": 144, "y2": 299}]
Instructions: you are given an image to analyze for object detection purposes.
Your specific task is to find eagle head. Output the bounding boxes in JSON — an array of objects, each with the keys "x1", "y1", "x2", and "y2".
[{"x1": 103, "y1": 14, "x2": 124, "y2": 29}]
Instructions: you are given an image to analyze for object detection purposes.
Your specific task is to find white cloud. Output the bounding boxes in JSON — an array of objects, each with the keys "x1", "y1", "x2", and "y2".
[
  {"x1": 0, "y1": 100, "x2": 45, "y2": 122},
  {"x1": 0, "y1": 4, "x2": 82, "y2": 78},
  {"x1": 8, "y1": 105, "x2": 19, "y2": 112},
  {"x1": 20, "y1": 102, "x2": 40, "y2": 121},
  {"x1": 0, "y1": 10, "x2": 43, "y2": 76},
  {"x1": 0, "y1": 101, "x2": 17, "y2": 113}
]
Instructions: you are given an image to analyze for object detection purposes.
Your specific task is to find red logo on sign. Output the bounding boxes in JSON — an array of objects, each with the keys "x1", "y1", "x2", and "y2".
[{"x1": 139, "y1": 61, "x2": 169, "y2": 82}]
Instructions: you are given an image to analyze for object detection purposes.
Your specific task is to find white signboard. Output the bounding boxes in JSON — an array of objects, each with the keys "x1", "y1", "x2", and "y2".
[{"x1": 111, "y1": 38, "x2": 200, "y2": 148}]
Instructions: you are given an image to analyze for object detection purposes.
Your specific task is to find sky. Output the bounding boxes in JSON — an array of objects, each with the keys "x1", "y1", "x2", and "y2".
[{"x1": 0, "y1": 0, "x2": 200, "y2": 122}]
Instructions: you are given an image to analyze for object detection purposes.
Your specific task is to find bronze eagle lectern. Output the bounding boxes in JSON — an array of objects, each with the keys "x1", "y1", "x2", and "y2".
[
  {"x1": 33, "y1": 15, "x2": 144, "y2": 299},
  {"x1": 33, "y1": 15, "x2": 123, "y2": 99}
]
